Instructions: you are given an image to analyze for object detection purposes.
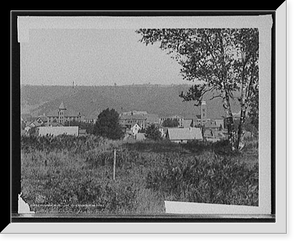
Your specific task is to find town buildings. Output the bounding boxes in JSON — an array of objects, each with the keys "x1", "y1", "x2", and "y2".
[
  {"x1": 119, "y1": 100, "x2": 227, "y2": 142},
  {"x1": 22, "y1": 99, "x2": 229, "y2": 142},
  {"x1": 119, "y1": 111, "x2": 159, "y2": 129}
]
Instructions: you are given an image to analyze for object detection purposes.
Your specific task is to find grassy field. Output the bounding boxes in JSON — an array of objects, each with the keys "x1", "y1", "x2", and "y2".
[{"x1": 21, "y1": 135, "x2": 258, "y2": 215}]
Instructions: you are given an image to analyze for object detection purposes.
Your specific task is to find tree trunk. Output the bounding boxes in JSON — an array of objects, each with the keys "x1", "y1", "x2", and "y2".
[
  {"x1": 236, "y1": 106, "x2": 246, "y2": 151},
  {"x1": 236, "y1": 63, "x2": 247, "y2": 151},
  {"x1": 217, "y1": 30, "x2": 235, "y2": 151},
  {"x1": 221, "y1": 89, "x2": 235, "y2": 150},
  {"x1": 236, "y1": 54, "x2": 256, "y2": 151}
]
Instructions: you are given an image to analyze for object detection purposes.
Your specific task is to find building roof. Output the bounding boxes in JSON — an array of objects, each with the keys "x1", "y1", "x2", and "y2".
[
  {"x1": 182, "y1": 119, "x2": 193, "y2": 128},
  {"x1": 120, "y1": 114, "x2": 147, "y2": 121},
  {"x1": 47, "y1": 102, "x2": 82, "y2": 117},
  {"x1": 47, "y1": 108, "x2": 81, "y2": 117},
  {"x1": 122, "y1": 110, "x2": 148, "y2": 115},
  {"x1": 170, "y1": 115, "x2": 184, "y2": 119},
  {"x1": 167, "y1": 127, "x2": 203, "y2": 141},
  {"x1": 36, "y1": 115, "x2": 48, "y2": 122},
  {"x1": 204, "y1": 120, "x2": 219, "y2": 128},
  {"x1": 131, "y1": 123, "x2": 141, "y2": 129},
  {"x1": 59, "y1": 102, "x2": 66, "y2": 110}
]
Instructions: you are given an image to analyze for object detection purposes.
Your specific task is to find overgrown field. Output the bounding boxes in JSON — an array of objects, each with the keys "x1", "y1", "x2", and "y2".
[{"x1": 21, "y1": 135, "x2": 259, "y2": 215}]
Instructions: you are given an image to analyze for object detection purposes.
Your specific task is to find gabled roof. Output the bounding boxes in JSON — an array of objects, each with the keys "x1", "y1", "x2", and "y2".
[
  {"x1": 59, "y1": 102, "x2": 66, "y2": 110},
  {"x1": 29, "y1": 120, "x2": 44, "y2": 127},
  {"x1": 131, "y1": 123, "x2": 141, "y2": 129},
  {"x1": 167, "y1": 127, "x2": 203, "y2": 141}
]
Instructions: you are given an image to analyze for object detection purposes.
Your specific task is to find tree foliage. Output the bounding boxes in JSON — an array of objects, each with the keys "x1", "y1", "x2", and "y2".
[
  {"x1": 248, "y1": 84, "x2": 259, "y2": 130},
  {"x1": 93, "y1": 108, "x2": 123, "y2": 140},
  {"x1": 162, "y1": 118, "x2": 179, "y2": 127},
  {"x1": 145, "y1": 124, "x2": 162, "y2": 141},
  {"x1": 137, "y1": 28, "x2": 259, "y2": 151}
]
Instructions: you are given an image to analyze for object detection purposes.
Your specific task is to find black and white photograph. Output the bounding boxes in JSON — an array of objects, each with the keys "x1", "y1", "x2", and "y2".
[
  {"x1": 18, "y1": 16, "x2": 267, "y2": 216},
  {"x1": 6, "y1": 7, "x2": 288, "y2": 234}
]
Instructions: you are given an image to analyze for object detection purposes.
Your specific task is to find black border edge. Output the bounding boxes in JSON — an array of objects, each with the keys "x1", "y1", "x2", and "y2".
[
  {"x1": 11, "y1": 11, "x2": 21, "y2": 216},
  {"x1": 12, "y1": 214, "x2": 276, "y2": 223},
  {"x1": 271, "y1": 11, "x2": 276, "y2": 216}
]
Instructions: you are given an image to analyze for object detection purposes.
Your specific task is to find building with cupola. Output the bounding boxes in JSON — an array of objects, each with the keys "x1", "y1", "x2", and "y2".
[{"x1": 46, "y1": 102, "x2": 84, "y2": 125}]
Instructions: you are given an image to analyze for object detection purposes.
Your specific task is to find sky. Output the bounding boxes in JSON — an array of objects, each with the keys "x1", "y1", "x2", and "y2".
[{"x1": 21, "y1": 28, "x2": 185, "y2": 86}]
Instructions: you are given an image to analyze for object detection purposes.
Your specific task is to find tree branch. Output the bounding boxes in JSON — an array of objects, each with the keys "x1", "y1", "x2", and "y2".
[{"x1": 209, "y1": 94, "x2": 223, "y2": 101}]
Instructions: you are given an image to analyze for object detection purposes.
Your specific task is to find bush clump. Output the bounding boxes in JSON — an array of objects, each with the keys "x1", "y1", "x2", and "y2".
[{"x1": 146, "y1": 154, "x2": 258, "y2": 206}]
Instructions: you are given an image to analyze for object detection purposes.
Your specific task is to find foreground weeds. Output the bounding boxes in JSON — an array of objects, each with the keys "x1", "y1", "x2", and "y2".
[
  {"x1": 21, "y1": 135, "x2": 259, "y2": 214},
  {"x1": 146, "y1": 153, "x2": 258, "y2": 206}
]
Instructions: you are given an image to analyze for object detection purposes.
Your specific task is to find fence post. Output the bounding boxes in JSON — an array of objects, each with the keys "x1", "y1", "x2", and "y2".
[{"x1": 113, "y1": 149, "x2": 116, "y2": 180}]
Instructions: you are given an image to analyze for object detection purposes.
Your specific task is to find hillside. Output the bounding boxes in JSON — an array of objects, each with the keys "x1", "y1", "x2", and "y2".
[{"x1": 21, "y1": 84, "x2": 241, "y2": 119}]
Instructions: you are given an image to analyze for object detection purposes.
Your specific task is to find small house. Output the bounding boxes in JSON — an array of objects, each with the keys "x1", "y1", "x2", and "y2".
[
  {"x1": 131, "y1": 123, "x2": 142, "y2": 136},
  {"x1": 159, "y1": 127, "x2": 168, "y2": 138}
]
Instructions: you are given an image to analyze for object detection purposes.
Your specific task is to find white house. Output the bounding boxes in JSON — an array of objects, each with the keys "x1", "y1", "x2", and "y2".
[
  {"x1": 130, "y1": 123, "x2": 141, "y2": 136},
  {"x1": 159, "y1": 127, "x2": 168, "y2": 138}
]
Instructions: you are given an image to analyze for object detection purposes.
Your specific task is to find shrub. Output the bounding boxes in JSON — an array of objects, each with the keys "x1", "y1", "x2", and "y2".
[
  {"x1": 145, "y1": 124, "x2": 162, "y2": 141},
  {"x1": 146, "y1": 154, "x2": 258, "y2": 206}
]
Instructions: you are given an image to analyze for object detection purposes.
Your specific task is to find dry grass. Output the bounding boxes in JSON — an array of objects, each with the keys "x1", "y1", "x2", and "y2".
[{"x1": 21, "y1": 135, "x2": 259, "y2": 215}]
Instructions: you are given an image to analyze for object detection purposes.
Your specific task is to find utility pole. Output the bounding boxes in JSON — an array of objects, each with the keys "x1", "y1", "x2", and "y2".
[{"x1": 113, "y1": 149, "x2": 116, "y2": 180}]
